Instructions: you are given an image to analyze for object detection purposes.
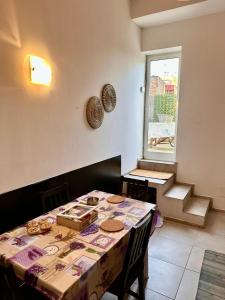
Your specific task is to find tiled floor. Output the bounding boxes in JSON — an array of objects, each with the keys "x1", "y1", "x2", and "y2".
[{"x1": 102, "y1": 210, "x2": 225, "y2": 299}]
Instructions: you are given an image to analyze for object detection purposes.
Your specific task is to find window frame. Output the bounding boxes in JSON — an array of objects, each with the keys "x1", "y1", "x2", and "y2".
[{"x1": 143, "y1": 51, "x2": 182, "y2": 162}]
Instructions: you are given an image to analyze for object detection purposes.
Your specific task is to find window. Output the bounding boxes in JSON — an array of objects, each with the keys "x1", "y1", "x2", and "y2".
[{"x1": 144, "y1": 51, "x2": 181, "y2": 162}]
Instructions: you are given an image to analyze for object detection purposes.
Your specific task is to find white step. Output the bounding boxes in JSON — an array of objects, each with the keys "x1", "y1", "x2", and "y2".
[
  {"x1": 184, "y1": 197, "x2": 211, "y2": 217},
  {"x1": 125, "y1": 169, "x2": 176, "y2": 190},
  {"x1": 163, "y1": 196, "x2": 211, "y2": 227},
  {"x1": 160, "y1": 182, "x2": 212, "y2": 227},
  {"x1": 165, "y1": 184, "x2": 192, "y2": 200},
  {"x1": 138, "y1": 159, "x2": 177, "y2": 174},
  {"x1": 124, "y1": 174, "x2": 167, "y2": 185}
]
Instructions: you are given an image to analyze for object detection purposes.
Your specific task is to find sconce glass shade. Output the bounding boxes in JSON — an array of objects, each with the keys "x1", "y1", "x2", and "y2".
[{"x1": 29, "y1": 55, "x2": 52, "y2": 86}]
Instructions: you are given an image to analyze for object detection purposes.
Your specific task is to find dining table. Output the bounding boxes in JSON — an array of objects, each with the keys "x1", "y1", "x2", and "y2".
[{"x1": 0, "y1": 190, "x2": 155, "y2": 300}]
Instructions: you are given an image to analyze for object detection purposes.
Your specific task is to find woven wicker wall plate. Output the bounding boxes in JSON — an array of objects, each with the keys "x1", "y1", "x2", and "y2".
[
  {"x1": 101, "y1": 84, "x2": 116, "y2": 112},
  {"x1": 86, "y1": 96, "x2": 104, "y2": 129}
]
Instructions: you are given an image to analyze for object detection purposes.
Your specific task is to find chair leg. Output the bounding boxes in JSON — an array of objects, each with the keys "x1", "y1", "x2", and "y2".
[
  {"x1": 138, "y1": 271, "x2": 145, "y2": 300},
  {"x1": 118, "y1": 291, "x2": 127, "y2": 300},
  {"x1": 0, "y1": 265, "x2": 23, "y2": 300},
  {"x1": 118, "y1": 293, "x2": 126, "y2": 300}
]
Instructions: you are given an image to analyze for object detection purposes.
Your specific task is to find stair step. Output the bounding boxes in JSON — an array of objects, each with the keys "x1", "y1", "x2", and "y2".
[
  {"x1": 138, "y1": 160, "x2": 177, "y2": 174},
  {"x1": 184, "y1": 197, "x2": 210, "y2": 217},
  {"x1": 129, "y1": 169, "x2": 174, "y2": 180},
  {"x1": 124, "y1": 174, "x2": 167, "y2": 185},
  {"x1": 165, "y1": 184, "x2": 192, "y2": 200}
]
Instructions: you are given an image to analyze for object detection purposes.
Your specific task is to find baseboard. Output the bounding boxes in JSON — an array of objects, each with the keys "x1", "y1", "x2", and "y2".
[
  {"x1": 176, "y1": 181, "x2": 195, "y2": 188},
  {"x1": 194, "y1": 194, "x2": 213, "y2": 201},
  {"x1": 164, "y1": 216, "x2": 205, "y2": 228},
  {"x1": 211, "y1": 208, "x2": 225, "y2": 213}
]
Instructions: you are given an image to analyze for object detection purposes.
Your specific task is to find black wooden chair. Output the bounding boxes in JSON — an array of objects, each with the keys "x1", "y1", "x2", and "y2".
[
  {"x1": 0, "y1": 262, "x2": 21, "y2": 300},
  {"x1": 0, "y1": 261, "x2": 45, "y2": 300},
  {"x1": 121, "y1": 176, "x2": 149, "y2": 202},
  {"x1": 40, "y1": 182, "x2": 70, "y2": 214},
  {"x1": 107, "y1": 211, "x2": 154, "y2": 300},
  {"x1": 0, "y1": 260, "x2": 48, "y2": 300}
]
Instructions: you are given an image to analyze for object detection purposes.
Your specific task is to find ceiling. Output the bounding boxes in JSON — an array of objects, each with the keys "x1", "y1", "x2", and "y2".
[
  {"x1": 130, "y1": 0, "x2": 207, "y2": 18},
  {"x1": 132, "y1": 0, "x2": 225, "y2": 28}
]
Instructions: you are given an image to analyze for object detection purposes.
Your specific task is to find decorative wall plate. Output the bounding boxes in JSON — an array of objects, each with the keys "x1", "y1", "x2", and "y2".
[
  {"x1": 86, "y1": 96, "x2": 104, "y2": 129},
  {"x1": 101, "y1": 84, "x2": 116, "y2": 112}
]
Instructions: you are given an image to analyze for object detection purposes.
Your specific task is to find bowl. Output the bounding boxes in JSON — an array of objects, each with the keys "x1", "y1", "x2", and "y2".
[{"x1": 87, "y1": 197, "x2": 99, "y2": 206}]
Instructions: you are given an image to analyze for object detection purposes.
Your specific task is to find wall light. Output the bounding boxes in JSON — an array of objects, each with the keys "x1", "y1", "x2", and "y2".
[{"x1": 29, "y1": 55, "x2": 52, "y2": 86}]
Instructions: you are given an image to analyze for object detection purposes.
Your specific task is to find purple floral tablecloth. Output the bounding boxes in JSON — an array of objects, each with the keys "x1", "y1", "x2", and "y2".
[{"x1": 0, "y1": 190, "x2": 155, "y2": 300}]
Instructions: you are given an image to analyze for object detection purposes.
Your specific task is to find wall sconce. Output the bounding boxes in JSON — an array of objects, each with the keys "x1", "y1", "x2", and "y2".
[{"x1": 29, "y1": 55, "x2": 52, "y2": 86}]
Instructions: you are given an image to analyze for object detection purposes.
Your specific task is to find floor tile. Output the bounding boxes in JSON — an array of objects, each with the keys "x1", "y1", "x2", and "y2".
[
  {"x1": 154, "y1": 227, "x2": 161, "y2": 235},
  {"x1": 102, "y1": 288, "x2": 171, "y2": 300},
  {"x1": 194, "y1": 230, "x2": 225, "y2": 254},
  {"x1": 147, "y1": 257, "x2": 184, "y2": 299},
  {"x1": 186, "y1": 246, "x2": 205, "y2": 273},
  {"x1": 101, "y1": 292, "x2": 117, "y2": 300},
  {"x1": 145, "y1": 289, "x2": 171, "y2": 299},
  {"x1": 158, "y1": 221, "x2": 198, "y2": 246},
  {"x1": 149, "y1": 235, "x2": 192, "y2": 267},
  {"x1": 128, "y1": 290, "x2": 171, "y2": 300},
  {"x1": 175, "y1": 269, "x2": 200, "y2": 300},
  {"x1": 149, "y1": 227, "x2": 160, "y2": 246}
]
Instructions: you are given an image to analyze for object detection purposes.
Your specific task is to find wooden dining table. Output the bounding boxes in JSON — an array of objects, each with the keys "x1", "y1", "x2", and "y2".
[{"x1": 0, "y1": 190, "x2": 155, "y2": 300}]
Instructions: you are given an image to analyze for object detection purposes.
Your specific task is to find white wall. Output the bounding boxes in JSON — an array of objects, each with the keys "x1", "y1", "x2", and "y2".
[
  {"x1": 0, "y1": 0, "x2": 145, "y2": 194},
  {"x1": 142, "y1": 12, "x2": 225, "y2": 210},
  {"x1": 130, "y1": 0, "x2": 205, "y2": 18}
]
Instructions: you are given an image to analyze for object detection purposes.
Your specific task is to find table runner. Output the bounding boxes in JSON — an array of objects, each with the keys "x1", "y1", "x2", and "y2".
[{"x1": 0, "y1": 190, "x2": 155, "y2": 300}]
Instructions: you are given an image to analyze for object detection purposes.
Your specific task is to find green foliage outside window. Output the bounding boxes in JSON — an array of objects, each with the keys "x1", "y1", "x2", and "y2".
[{"x1": 152, "y1": 94, "x2": 176, "y2": 122}]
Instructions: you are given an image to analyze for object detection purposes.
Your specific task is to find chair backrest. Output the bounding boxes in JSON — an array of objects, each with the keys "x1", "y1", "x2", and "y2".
[
  {"x1": 121, "y1": 211, "x2": 154, "y2": 288},
  {"x1": 40, "y1": 183, "x2": 70, "y2": 214},
  {"x1": 122, "y1": 176, "x2": 149, "y2": 202}
]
